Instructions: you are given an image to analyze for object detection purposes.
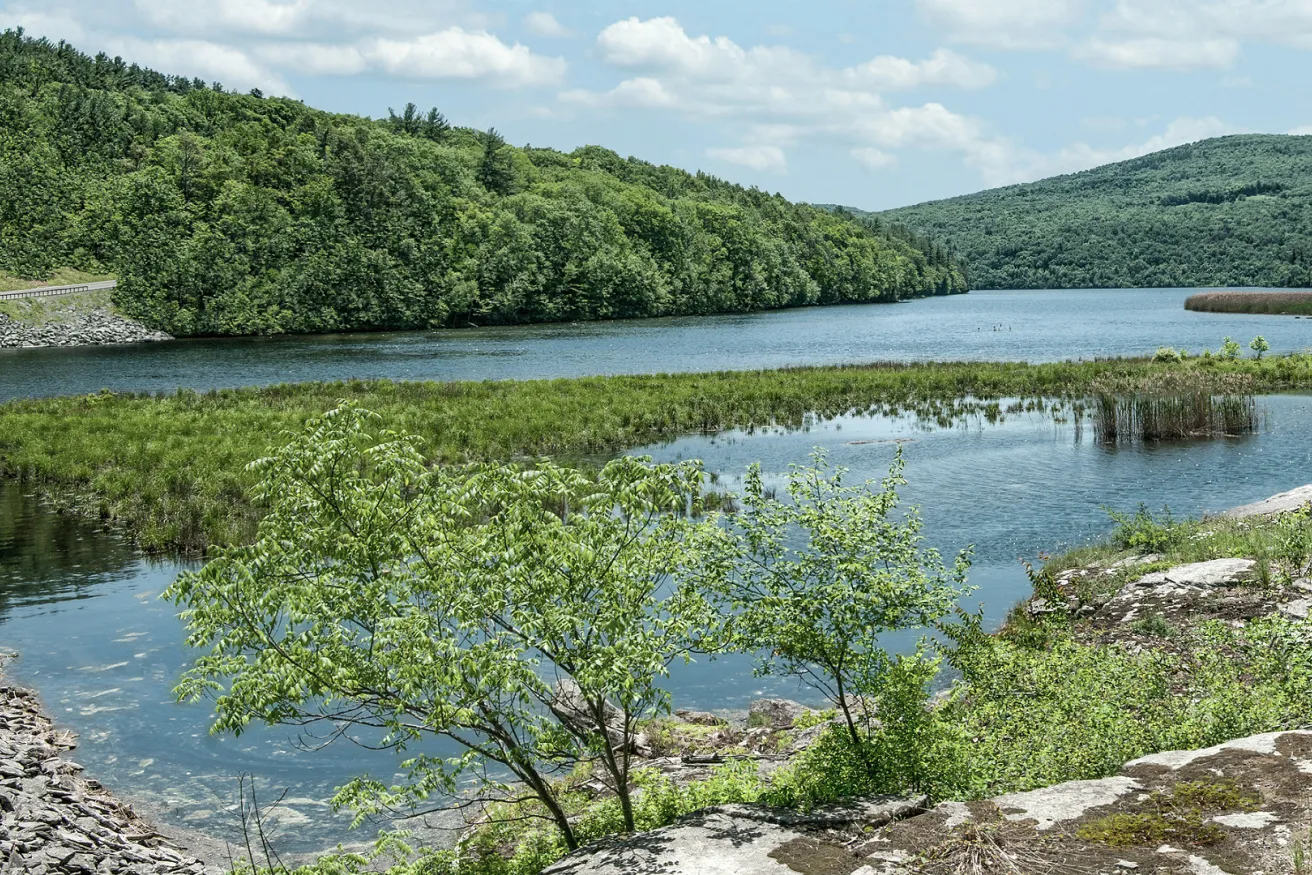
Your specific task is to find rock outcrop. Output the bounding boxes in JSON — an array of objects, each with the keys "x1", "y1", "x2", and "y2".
[
  {"x1": 0, "y1": 309, "x2": 170, "y2": 348},
  {"x1": 1224, "y1": 486, "x2": 1312, "y2": 520},
  {"x1": 543, "y1": 731, "x2": 1312, "y2": 874},
  {"x1": 868, "y1": 730, "x2": 1312, "y2": 875},
  {"x1": 0, "y1": 677, "x2": 211, "y2": 875}
]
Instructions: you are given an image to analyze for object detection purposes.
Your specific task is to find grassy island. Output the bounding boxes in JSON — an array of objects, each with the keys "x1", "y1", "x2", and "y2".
[{"x1": 2, "y1": 353, "x2": 1311, "y2": 554}]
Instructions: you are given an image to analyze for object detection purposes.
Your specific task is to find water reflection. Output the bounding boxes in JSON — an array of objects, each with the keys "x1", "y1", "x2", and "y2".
[{"x1": 2, "y1": 394, "x2": 1311, "y2": 857}]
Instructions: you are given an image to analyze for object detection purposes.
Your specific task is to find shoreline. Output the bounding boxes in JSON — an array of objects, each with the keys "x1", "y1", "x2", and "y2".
[{"x1": 0, "y1": 653, "x2": 216, "y2": 874}]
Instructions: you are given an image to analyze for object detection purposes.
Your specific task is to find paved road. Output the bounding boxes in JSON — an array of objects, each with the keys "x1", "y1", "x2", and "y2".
[{"x1": 0, "y1": 280, "x2": 117, "y2": 302}]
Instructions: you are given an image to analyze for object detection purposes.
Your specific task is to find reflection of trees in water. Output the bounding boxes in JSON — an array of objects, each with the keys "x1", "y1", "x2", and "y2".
[{"x1": 0, "y1": 482, "x2": 139, "y2": 618}]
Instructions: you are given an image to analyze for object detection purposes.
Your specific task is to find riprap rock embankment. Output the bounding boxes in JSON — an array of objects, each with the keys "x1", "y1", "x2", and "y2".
[
  {"x1": 0, "y1": 677, "x2": 208, "y2": 875},
  {"x1": 0, "y1": 309, "x2": 170, "y2": 349}
]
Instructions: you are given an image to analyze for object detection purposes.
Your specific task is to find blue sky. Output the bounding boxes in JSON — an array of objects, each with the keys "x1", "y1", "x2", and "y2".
[{"x1": 9, "y1": 0, "x2": 1312, "y2": 209}]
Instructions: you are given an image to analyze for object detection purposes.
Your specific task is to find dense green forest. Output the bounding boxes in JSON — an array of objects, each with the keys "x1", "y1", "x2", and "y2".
[
  {"x1": 0, "y1": 30, "x2": 965, "y2": 337},
  {"x1": 842, "y1": 135, "x2": 1312, "y2": 290}
]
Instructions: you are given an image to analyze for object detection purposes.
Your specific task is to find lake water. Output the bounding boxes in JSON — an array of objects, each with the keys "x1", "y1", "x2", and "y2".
[
  {"x1": 4, "y1": 395, "x2": 1312, "y2": 855},
  {"x1": 2, "y1": 288, "x2": 1312, "y2": 856},
  {"x1": 1, "y1": 288, "x2": 1309, "y2": 402}
]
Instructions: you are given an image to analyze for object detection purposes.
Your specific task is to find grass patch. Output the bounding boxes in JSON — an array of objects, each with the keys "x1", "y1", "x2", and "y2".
[
  {"x1": 4, "y1": 354, "x2": 1312, "y2": 554},
  {"x1": 0, "y1": 266, "x2": 112, "y2": 294},
  {"x1": 0, "y1": 288, "x2": 116, "y2": 325},
  {"x1": 1186, "y1": 291, "x2": 1312, "y2": 317}
]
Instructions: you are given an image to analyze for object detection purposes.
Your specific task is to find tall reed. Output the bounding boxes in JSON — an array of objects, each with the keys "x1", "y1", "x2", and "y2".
[
  {"x1": 1090, "y1": 372, "x2": 1260, "y2": 444},
  {"x1": 1185, "y1": 291, "x2": 1312, "y2": 316}
]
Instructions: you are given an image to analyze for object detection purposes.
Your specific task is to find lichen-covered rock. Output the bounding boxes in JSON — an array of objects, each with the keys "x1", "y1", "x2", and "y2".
[{"x1": 867, "y1": 730, "x2": 1312, "y2": 875}]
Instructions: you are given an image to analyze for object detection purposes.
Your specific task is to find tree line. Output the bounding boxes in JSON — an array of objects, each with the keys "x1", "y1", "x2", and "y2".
[{"x1": 0, "y1": 29, "x2": 967, "y2": 337}]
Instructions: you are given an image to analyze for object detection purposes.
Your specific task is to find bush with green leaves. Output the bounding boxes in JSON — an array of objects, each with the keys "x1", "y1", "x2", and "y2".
[
  {"x1": 167, "y1": 405, "x2": 724, "y2": 851},
  {"x1": 1105, "y1": 503, "x2": 1180, "y2": 554},
  {"x1": 700, "y1": 448, "x2": 973, "y2": 749},
  {"x1": 1251, "y1": 335, "x2": 1271, "y2": 359}
]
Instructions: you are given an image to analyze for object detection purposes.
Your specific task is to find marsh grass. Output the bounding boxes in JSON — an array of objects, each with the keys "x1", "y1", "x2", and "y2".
[
  {"x1": 2, "y1": 355, "x2": 1312, "y2": 553},
  {"x1": 1185, "y1": 291, "x2": 1312, "y2": 317},
  {"x1": 1090, "y1": 371, "x2": 1260, "y2": 443}
]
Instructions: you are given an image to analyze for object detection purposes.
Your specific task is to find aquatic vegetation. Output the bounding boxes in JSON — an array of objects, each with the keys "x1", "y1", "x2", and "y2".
[
  {"x1": 3, "y1": 354, "x2": 1312, "y2": 553},
  {"x1": 1186, "y1": 291, "x2": 1312, "y2": 317}
]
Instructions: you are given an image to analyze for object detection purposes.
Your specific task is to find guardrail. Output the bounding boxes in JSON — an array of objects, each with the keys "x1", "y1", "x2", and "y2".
[{"x1": 0, "y1": 280, "x2": 117, "y2": 301}]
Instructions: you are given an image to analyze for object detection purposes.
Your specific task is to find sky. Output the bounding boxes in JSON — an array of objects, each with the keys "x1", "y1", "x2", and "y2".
[{"x1": 8, "y1": 0, "x2": 1312, "y2": 210}]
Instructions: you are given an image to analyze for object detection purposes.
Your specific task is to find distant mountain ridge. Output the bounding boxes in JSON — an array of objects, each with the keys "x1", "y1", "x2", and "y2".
[{"x1": 835, "y1": 135, "x2": 1312, "y2": 290}]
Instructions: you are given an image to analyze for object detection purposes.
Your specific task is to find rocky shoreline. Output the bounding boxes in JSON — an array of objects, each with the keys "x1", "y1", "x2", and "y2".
[
  {"x1": 0, "y1": 661, "x2": 211, "y2": 875},
  {"x1": 0, "y1": 308, "x2": 171, "y2": 349}
]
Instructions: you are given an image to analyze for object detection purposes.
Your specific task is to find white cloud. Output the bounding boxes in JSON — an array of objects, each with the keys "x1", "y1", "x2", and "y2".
[
  {"x1": 846, "y1": 48, "x2": 996, "y2": 90},
  {"x1": 1076, "y1": 36, "x2": 1240, "y2": 69},
  {"x1": 361, "y1": 30, "x2": 566, "y2": 86},
  {"x1": 524, "y1": 11, "x2": 570, "y2": 38},
  {"x1": 851, "y1": 148, "x2": 897, "y2": 170},
  {"x1": 706, "y1": 145, "x2": 787, "y2": 173},
  {"x1": 574, "y1": 17, "x2": 1010, "y2": 186},
  {"x1": 257, "y1": 42, "x2": 366, "y2": 75},
  {"x1": 135, "y1": 0, "x2": 312, "y2": 36},
  {"x1": 917, "y1": 0, "x2": 1086, "y2": 48},
  {"x1": 561, "y1": 77, "x2": 677, "y2": 108},
  {"x1": 107, "y1": 36, "x2": 292, "y2": 93}
]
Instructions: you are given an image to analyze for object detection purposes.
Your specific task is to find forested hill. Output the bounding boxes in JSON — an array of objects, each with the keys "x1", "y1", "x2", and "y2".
[
  {"x1": 0, "y1": 31, "x2": 965, "y2": 337},
  {"x1": 854, "y1": 135, "x2": 1312, "y2": 290}
]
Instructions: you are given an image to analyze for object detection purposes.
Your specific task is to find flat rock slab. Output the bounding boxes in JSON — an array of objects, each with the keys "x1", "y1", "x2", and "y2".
[
  {"x1": 1132, "y1": 558, "x2": 1256, "y2": 589},
  {"x1": 1094, "y1": 558, "x2": 1258, "y2": 627},
  {"x1": 543, "y1": 796, "x2": 925, "y2": 875},
  {"x1": 1223, "y1": 484, "x2": 1312, "y2": 519}
]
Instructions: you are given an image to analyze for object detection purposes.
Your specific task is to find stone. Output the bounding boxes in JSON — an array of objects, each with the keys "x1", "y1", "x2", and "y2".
[
  {"x1": 1280, "y1": 599, "x2": 1312, "y2": 619},
  {"x1": 542, "y1": 796, "x2": 924, "y2": 875},
  {"x1": 674, "y1": 710, "x2": 728, "y2": 727},
  {"x1": 746, "y1": 699, "x2": 809, "y2": 729},
  {"x1": 1131, "y1": 558, "x2": 1256, "y2": 589},
  {"x1": 1224, "y1": 485, "x2": 1312, "y2": 520},
  {"x1": 993, "y1": 776, "x2": 1143, "y2": 831}
]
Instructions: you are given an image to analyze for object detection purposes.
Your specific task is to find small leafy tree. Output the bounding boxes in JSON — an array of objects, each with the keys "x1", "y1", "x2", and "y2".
[
  {"x1": 1251, "y1": 335, "x2": 1270, "y2": 359},
  {"x1": 1222, "y1": 336, "x2": 1243, "y2": 360},
  {"x1": 702, "y1": 449, "x2": 972, "y2": 751},
  {"x1": 167, "y1": 406, "x2": 719, "y2": 849}
]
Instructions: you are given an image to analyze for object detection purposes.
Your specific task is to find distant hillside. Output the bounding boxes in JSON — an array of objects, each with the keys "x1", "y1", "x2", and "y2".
[
  {"x1": 850, "y1": 135, "x2": 1312, "y2": 290},
  {"x1": 0, "y1": 30, "x2": 965, "y2": 338}
]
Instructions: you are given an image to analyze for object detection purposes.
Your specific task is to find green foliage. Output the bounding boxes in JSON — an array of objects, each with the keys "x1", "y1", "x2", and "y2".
[
  {"x1": 865, "y1": 134, "x2": 1312, "y2": 289},
  {"x1": 1152, "y1": 346, "x2": 1182, "y2": 363},
  {"x1": 1251, "y1": 335, "x2": 1271, "y2": 358},
  {"x1": 702, "y1": 448, "x2": 972, "y2": 747},
  {"x1": 0, "y1": 29, "x2": 965, "y2": 337},
  {"x1": 1222, "y1": 336, "x2": 1244, "y2": 359},
  {"x1": 1105, "y1": 504, "x2": 1180, "y2": 553},
  {"x1": 938, "y1": 610, "x2": 1312, "y2": 799},
  {"x1": 165, "y1": 405, "x2": 725, "y2": 849}
]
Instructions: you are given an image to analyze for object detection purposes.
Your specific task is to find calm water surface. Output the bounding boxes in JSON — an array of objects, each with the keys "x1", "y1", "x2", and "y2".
[
  {"x1": 2, "y1": 288, "x2": 1312, "y2": 855},
  {"x1": 4, "y1": 396, "x2": 1312, "y2": 854},
  {"x1": 1, "y1": 288, "x2": 1310, "y2": 402}
]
